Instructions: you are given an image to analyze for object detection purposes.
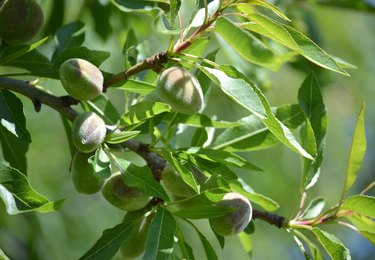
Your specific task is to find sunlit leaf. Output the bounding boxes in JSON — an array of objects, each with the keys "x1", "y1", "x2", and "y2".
[
  {"x1": 120, "y1": 101, "x2": 171, "y2": 126},
  {"x1": 198, "y1": 65, "x2": 313, "y2": 159},
  {"x1": 312, "y1": 228, "x2": 351, "y2": 260},
  {"x1": 0, "y1": 164, "x2": 64, "y2": 215},
  {"x1": 115, "y1": 79, "x2": 155, "y2": 95},
  {"x1": 105, "y1": 130, "x2": 141, "y2": 144},
  {"x1": 300, "y1": 197, "x2": 325, "y2": 220},
  {"x1": 173, "y1": 204, "x2": 235, "y2": 219},
  {"x1": 212, "y1": 104, "x2": 304, "y2": 151},
  {"x1": 241, "y1": 13, "x2": 349, "y2": 75},
  {"x1": 88, "y1": 147, "x2": 112, "y2": 180},
  {"x1": 79, "y1": 222, "x2": 134, "y2": 260},
  {"x1": 341, "y1": 195, "x2": 375, "y2": 218},
  {"x1": 144, "y1": 208, "x2": 176, "y2": 260},
  {"x1": 86, "y1": 94, "x2": 120, "y2": 125},
  {"x1": 171, "y1": 113, "x2": 241, "y2": 128},
  {"x1": 216, "y1": 17, "x2": 278, "y2": 70},
  {"x1": 343, "y1": 103, "x2": 366, "y2": 193},
  {"x1": 239, "y1": 232, "x2": 253, "y2": 256}
]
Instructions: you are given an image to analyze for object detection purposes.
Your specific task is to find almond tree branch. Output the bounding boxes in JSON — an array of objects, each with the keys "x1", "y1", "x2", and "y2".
[{"x1": 0, "y1": 77, "x2": 79, "y2": 121}]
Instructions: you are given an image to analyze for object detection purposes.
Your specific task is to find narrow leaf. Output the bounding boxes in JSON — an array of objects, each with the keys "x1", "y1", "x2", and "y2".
[
  {"x1": 341, "y1": 195, "x2": 375, "y2": 218},
  {"x1": 239, "y1": 232, "x2": 253, "y2": 256},
  {"x1": 312, "y1": 228, "x2": 351, "y2": 260},
  {"x1": 245, "y1": 0, "x2": 290, "y2": 21},
  {"x1": 199, "y1": 65, "x2": 313, "y2": 159},
  {"x1": 298, "y1": 73, "x2": 327, "y2": 189},
  {"x1": 343, "y1": 103, "x2": 366, "y2": 193},
  {"x1": 0, "y1": 164, "x2": 64, "y2": 214},
  {"x1": 79, "y1": 222, "x2": 134, "y2": 260},
  {"x1": 188, "y1": 220, "x2": 218, "y2": 260},
  {"x1": 120, "y1": 101, "x2": 171, "y2": 126},
  {"x1": 88, "y1": 148, "x2": 112, "y2": 180},
  {"x1": 216, "y1": 17, "x2": 278, "y2": 70},
  {"x1": 0, "y1": 90, "x2": 31, "y2": 142},
  {"x1": 105, "y1": 130, "x2": 140, "y2": 144},
  {"x1": 112, "y1": 156, "x2": 170, "y2": 201},
  {"x1": 116, "y1": 79, "x2": 155, "y2": 95},
  {"x1": 173, "y1": 205, "x2": 235, "y2": 219},
  {"x1": 242, "y1": 13, "x2": 349, "y2": 75},
  {"x1": 172, "y1": 113, "x2": 241, "y2": 128},
  {"x1": 0, "y1": 247, "x2": 10, "y2": 260},
  {"x1": 87, "y1": 95, "x2": 120, "y2": 125},
  {"x1": 143, "y1": 208, "x2": 176, "y2": 260},
  {"x1": 212, "y1": 104, "x2": 304, "y2": 151},
  {"x1": 175, "y1": 226, "x2": 195, "y2": 260}
]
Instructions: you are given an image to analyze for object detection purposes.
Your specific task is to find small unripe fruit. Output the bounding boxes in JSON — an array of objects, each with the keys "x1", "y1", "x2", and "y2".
[
  {"x1": 209, "y1": 192, "x2": 252, "y2": 236},
  {"x1": 161, "y1": 164, "x2": 206, "y2": 198},
  {"x1": 120, "y1": 211, "x2": 154, "y2": 259},
  {"x1": 102, "y1": 173, "x2": 151, "y2": 211},
  {"x1": 0, "y1": 0, "x2": 44, "y2": 45},
  {"x1": 71, "y1": 151, "x2": 103, "y2": 194},
  {"x1": 72, "y1": 112, "x2": 106, "y2": 153},
  {"x1": 156, "y1": 67, "x2": 203, "y2": 114},
  {"x1": 59, "y1": 58, "x2": 103, "y2": 101}
]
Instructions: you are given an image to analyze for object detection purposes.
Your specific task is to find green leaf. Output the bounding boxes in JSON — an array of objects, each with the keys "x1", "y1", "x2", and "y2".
[
  {"x1": 360, "y1": 231, "x2": 375, "y2": 244},
  {"x1": 172, "y1": 113, "x2": 241, "y2": 128},
  {"x1": 88, "y1": 148, "x2": 112, "y2": 180},
  {"x1": 191, "y1": 127, "x2": 208, "y2": 147},
  {"x1": 120, "y1": 101, "x2": 171, "y2": 126},
  {"x1": 86, "y1": 95, "x2": 120, "y2": 125},
  {"x1": 0, "y1": 36, "x2": 50, "y2": 65},
  {"x1": 199, "y1": 65, "x2": 313, "y2": 159},
  {"x1": 52, "y1": 21, "x2": 85, "y2": 60},
  {"x1": 162, "y1": 151, "x2": 199, "y2": 193},
  {"x1": 79, "y1": 222, "x2": 134, "y2": 260},
  {"x1": 105, "y1": 130, "x2": 141, "y2": 144},
  {"x1": 184, "y1": 147, "x2": 262, "y2": 171},
  {"x1": 190, "y1": 0, "x2": 221, "y2": 27},
  {"x1": 244, "y1": 0, "x2": 290, "y2": 21},
  {"x1": 212, "y1": 104, "x2": 304, "y2": 151},
  {"x1": 230, "y1": 179, "x2": 279, "y2": 211},
  {"x1": 185, "y1": 219, "x2": 218, "y2": 260},
  {"x1": 144, "y1": 208, "x2": 176, "y2": 260},
  {"x1": 239, "y1": 232, "x2": 253, "y2": 256},
  {"x1": 0, "y1": 163, "x2": 64, "y2": 214},
  {"x1": 89, "y1": 0, "x2": 113, "y2": 40},
  {"x1": 0, "y1": 90, "x2": 31, "y2": 142},
  {"x1": 170, "y1": 0, "x2": 181, "y2": 26},
  {"x1": 60, "y1": 115, "x2": 74, "y2": 156},
  {"x1": 216, "y1": 17, "x2": 278, "y2": 70},
  {"x1": 54, "y1": 46, "x2": 110, "y2": 69},
  {"x1": 0, "y1": 247, "x2": 10, "y2": 260},
  {"x1": 343, "y1": 103, "x2": 366, "y2": 193},
  {"x1": 346, "y1": 214, "x2": 375, "y2": 245},
  {"x1": 300, "y1": 197, "x2": 325, "y2": 220},
  {"x1": 298, "y1": 73, "x2": 327, "y2": 189},
  {"x1": 341, "y1": 195, "x2": 375, "y2": 218},
  {"x1": 175, "y1": 226, "x2": 195, "y2": 260},
  {"x1": 112, "y1": 156, "x2": 170, "y2": 201},
  {"x1": 312, "y1": 228, "x2": 351, "y2": 260},
  {"x1": 292, "y1": 234, "x2": 311, "y2": 260},
  {"x1": 112, "y1": 0, "x2": 169, "y2": 13},
  {"x1": 115, "y1": 79, "x2": 155, "y2": 95},
  {"x1": 173, "y1": 204, "x2": 235, "y2": 219},
  {"x1": 241, "y1": 13, "x2": 349, "y2": 75}
]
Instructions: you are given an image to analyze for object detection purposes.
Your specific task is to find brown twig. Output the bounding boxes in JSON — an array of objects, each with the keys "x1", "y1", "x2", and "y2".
[
  {"x1": 252, "y1": 210, "x2": 286, "y2": 228},
  {"x1": 0, "y1": 77, "x2": 79, "y2": 121}
]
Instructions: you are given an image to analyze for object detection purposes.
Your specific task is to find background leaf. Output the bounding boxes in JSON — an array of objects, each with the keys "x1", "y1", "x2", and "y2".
[
  {"x1": 173, "y1": 205, "x2": 234, "y2": 219},
  {"x1": 0, "y1": 164, "x2": 64, "y2": 214},
  {"x1": 79, "y1": 222, "x2": 134, "y2": 260},
  {"x1": 343, "y1": 103, "x2": 366, "y2": 193},
  {"x1": 143, "y1": 208, "x2": 176, "y2": 260}
]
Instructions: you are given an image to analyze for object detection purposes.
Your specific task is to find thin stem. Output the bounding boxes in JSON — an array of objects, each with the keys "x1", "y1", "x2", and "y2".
[
  {"x1": 294, "y1": 192, "x2": 307, "y2": 220},
  {"x1": 360, "y1": 181, "x2": 375, "y2": 195},
  {"x1": 337, "y1": 221, "x2": 359, "y2": 232},
  {"x1": 150, "y1": 112, "x2": 178, "y2": 147}
]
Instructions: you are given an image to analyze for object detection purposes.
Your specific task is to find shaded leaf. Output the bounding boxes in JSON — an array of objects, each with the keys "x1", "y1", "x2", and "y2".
[
  {"x1": 112, "y1": 156, "x2": 170, "y2": 201},
  {"x1": 191, "y1": 127, "x2": 208, "y2": 147},
  {"x1": 341, "y1": 195, "x2": 375, "y2": 218},
  {"x1": 52, "y1": 21, "x2": 85, "y2": 60},
  {"x1": 245, "y1": 0, "x2": 290, "y2": 21},
  {"x1": 105, "y1": 130, "x2": 141, "y2": 144},
  {"x1": 298, "y1": 73, "x2": 327, "y2": 189},
  {"x1": 115, "y1": 79, "x2": 155, "y2": 95},
  {"x1": 88, "y1": 148, "x2": 112, "y2": 180},
  {"x1": 86, "y1": 95, "x2": 120, "y2": 125},
  {"x1": 0, "y1": 164, "x2": 64, "y2": 215},
  {"x1": 241, "y1": 13, "x2": 349, "y2": 75},
  {"x1": 239, "y1": 232, "x2": 253, "y2": 256},
  {"x1": 173, "y1": 204, "x2": 234, "y2": 219},
  {"x1": 343, "y1": 104, "x2": 366, "y2": 193},
  {"x1": 312, "y1": 228, "x2": 351, "y2": 260},
  {"x1": 0, "y1": 37, "x2": 50, "y2": 65},
  {"x1": 172, "y1": 113, "x2": 241, "y2": 128},
  {"x1": 144, "y1": 208, "x2": 176, "y2": 260},
  {"x1": 175, "y1": 226, "x2": 195, "y2": 260},
  {"x1": 79, "y1": 222, "x2": 134, "y2": 260}
]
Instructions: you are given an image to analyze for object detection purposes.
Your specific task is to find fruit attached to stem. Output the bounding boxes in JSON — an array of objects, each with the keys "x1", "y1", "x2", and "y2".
[
  {"x1": 156, "y1": 67, "x2": 203, "y2": 114},
  {"x1": 0, "y1": 0, "x2": 44, "y2": 44},
  {"x1": 102, "y1": 173, "x2": 151, "y2": 211},
  {"x1": 72, "y1": 112, "x2": 106, "y2": 153},
  {"x1": 209, "y1": 192, "x2": 252, "y2": 236},
  {"x1": 59, "y1": 58, "x2": 103, "y2": 101},
  {"x1": 71, "y1": 151, "x2": 103, "y2": 194}
]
